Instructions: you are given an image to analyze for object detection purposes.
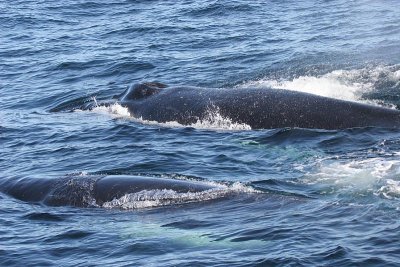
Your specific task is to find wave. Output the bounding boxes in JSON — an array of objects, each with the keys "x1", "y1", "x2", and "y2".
[{"x1": 184, "y1": 2, "x2": 255, "y2": 17}]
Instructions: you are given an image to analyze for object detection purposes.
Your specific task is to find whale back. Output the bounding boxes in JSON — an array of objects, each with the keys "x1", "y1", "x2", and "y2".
[
  {"x1": 121, "y1": 82, "x2": 167, "y2": 101},
  {"x1": 117, "y1": 83, "x2": 400, "y2": 129},
  {"x1": 0, "y1": 175, "x2": 217, "y2": 207}
]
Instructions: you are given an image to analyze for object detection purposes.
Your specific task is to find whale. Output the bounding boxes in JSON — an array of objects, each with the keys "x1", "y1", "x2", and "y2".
[
  {"x1": 108, "y1": 82, "x2": 400, "y2": 130},
  {"x1": 0, "y1": 175, "x2": 217, "y2": 207}
]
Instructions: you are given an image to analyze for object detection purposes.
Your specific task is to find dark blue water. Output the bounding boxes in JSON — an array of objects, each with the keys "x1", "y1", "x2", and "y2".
[{"x1": 2, "y1": 0, "x2": 400, "y2": 266}]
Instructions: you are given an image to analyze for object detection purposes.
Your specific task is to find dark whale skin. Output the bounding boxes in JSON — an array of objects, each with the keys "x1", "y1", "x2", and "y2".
[
  {"x1": 120, "y1": 83, "x2": 400, "y2": 130},
  {"x1": 0, "y1": 175, "x2": 215, "y2": 207},
  {"x1": 93, "y1": 175, "x2": 214, "y2": 204}
]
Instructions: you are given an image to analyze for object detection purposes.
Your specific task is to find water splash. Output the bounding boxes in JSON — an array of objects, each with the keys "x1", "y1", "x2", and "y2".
[
  {"x1": 102, "y1": 181, "x2": 259, "y2": 210},
  {"x1": 87, "y1": 103, "x2": 251, "y2": 131},
  {"x1": 189, "y1": 105, "x2": 251, "y2": 130},
  {"x1": 300, "y1": 157, "x2": 400, "y2": 200},
  {"x1": 239, "y1": 65, "x2": 400, "y2": 105},
  {"x1": 90, "y1": 102, "x2": 131, "y2": 117}
]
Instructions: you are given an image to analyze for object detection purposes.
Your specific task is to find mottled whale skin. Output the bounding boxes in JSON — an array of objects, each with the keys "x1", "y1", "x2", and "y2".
[
  {"x1": 0, "y1": 175, "x2": 215, "y2": 207},
  {"x1": 118, "y1": 82, "x2": 400, "y2": 130}
]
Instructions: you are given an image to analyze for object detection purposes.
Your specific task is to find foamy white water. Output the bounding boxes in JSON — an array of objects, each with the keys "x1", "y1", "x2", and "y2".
[
  {"x1": 188, "y1": 106, "x2": 252, "y2": 130},
  {"x1": 91, "y1": 103, "x2": 131, "y2": 117},
  {"x1": 301, "y1": 157, "x2": 400, "y2": 200},
  {"x1": 102, "y1": 181, "x2": 259, "y2": 210},
  {"x1": 89, "y1": 103, "x2": 252, "y2": 131},
  {"x1": 239, "y1": 65, "x2": 400, "y2": 104}
]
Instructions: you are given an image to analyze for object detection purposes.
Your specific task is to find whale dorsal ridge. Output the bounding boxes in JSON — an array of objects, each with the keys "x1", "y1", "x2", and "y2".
[{"x1": 122, "y1": 82, "x2": 167, "y2": 100}]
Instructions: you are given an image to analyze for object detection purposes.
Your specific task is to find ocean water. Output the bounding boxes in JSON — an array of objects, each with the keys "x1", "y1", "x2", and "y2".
[{"x1": 2, "y1": 0, "x2": 400, "y2": 266}]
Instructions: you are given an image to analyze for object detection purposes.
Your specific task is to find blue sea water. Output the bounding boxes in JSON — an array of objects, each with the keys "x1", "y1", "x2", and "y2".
[{"x1": 2, "y1": 0, "x2": 400, "y2": 265}]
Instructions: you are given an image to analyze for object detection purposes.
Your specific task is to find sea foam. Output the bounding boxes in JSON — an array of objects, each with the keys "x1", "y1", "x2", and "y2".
[
  {"x1": 239, "y1": 64, "x2": 400, "y2": 105},
  {"x1": 89, "y1": 102, "x2": 251, "y2": 131},
  {"x1": 300, "y1": 157, "x2": 400, "y2": 201},
  {"x1": 102, "y1": 181, "x2": 259, "y2": 210}
]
